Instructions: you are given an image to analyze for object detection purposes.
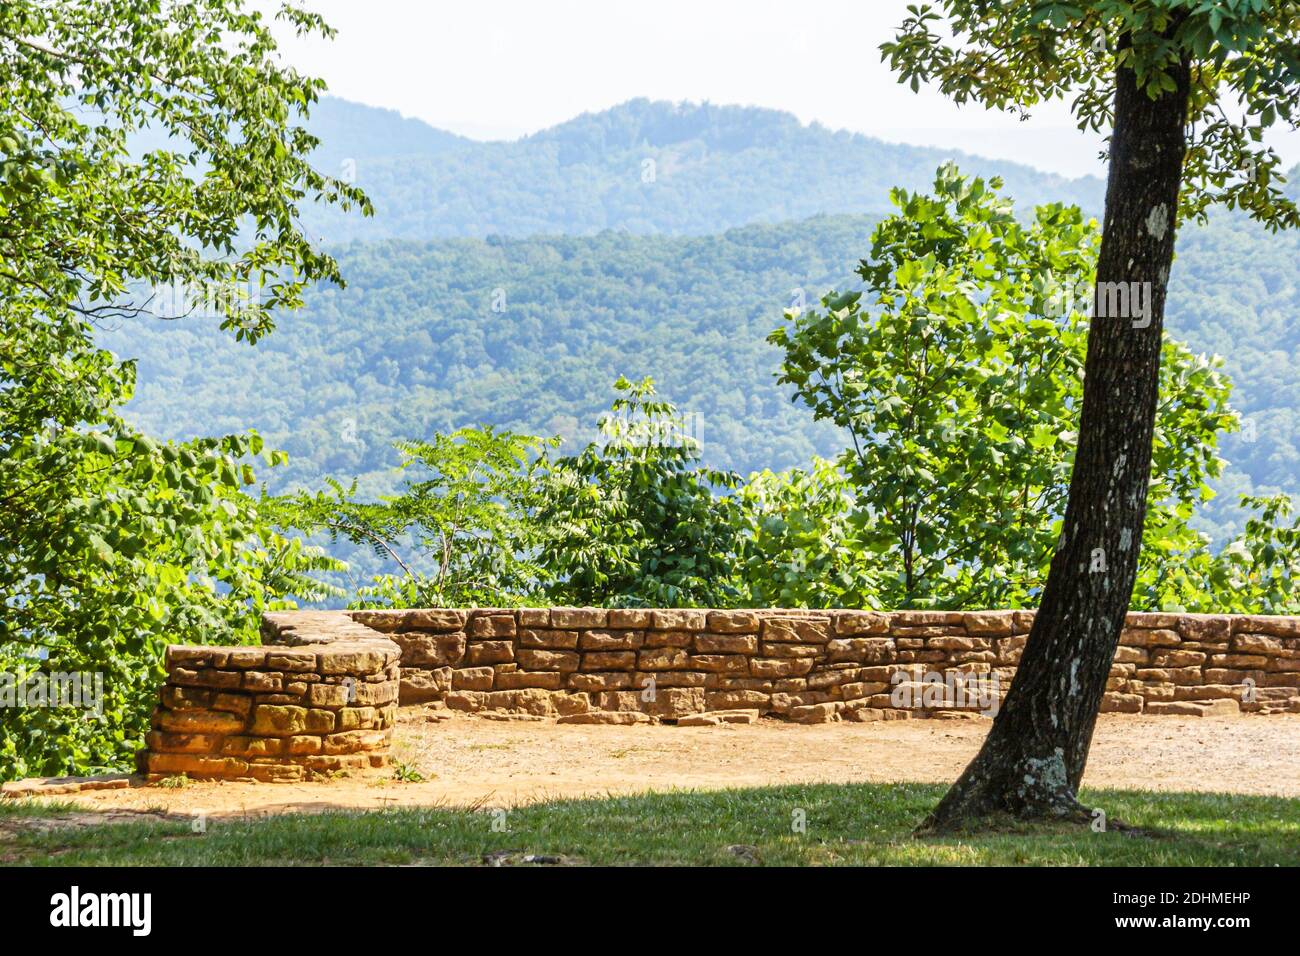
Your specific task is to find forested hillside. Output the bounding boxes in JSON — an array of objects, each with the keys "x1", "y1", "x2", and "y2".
[
  {"x1": 1168, "y1": 210, "x2": 1300, "y2": 499},
  {"x1": 102, "y1": 205, "x2": 1299, "y2": 540},
  {"x1": 103, "y1": 217, "x2": 868, "y2": 490}
]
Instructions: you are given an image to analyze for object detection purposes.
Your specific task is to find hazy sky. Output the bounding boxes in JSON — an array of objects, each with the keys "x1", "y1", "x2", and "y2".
[{"x1": 270, "y1": 0, "x2": 1299, "y2": 180}]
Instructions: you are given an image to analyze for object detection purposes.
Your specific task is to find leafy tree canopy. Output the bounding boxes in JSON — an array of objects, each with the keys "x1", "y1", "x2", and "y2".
[
  {"x1": 882, "y1": 0, "x2": 1300, "y2": 229},
  {"x1": 1, "y1": 0, "x2": 361, "y2": 777},
  {"x1": 772, "y1": 165, "x2": 1238, "y2": 608}
]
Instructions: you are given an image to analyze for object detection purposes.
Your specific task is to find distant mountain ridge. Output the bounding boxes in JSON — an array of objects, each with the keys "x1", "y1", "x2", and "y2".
[
  {"x1": 299, "y1": 96, "x2": 1105, "y2": 241},
  {"x1": 304, "y1": 97, "x2": 469, "y2": 167}
]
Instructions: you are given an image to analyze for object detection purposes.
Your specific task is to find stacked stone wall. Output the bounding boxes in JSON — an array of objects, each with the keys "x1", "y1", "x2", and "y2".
[
  {"x1": 138, "y1": 612, "x2": 399, "y2": 781},
  {"x1": 138, "y1": 607, "x2": 1300, "y2": 781},
  {"x1": 350, "y1": 608, "x2": 1300, "y2": 724}
]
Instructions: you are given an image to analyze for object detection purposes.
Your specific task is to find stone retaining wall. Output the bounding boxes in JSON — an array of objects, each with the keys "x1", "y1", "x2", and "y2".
[
  {"x1": 139, "y1": 607, "x2": 1300, "y2": 781},
  {"x1": 137, "y1": 612, "x2": 400, "y2": 781},
  {"x1": 352, "y1": 607, "x2": 1300, "y2": 723}
]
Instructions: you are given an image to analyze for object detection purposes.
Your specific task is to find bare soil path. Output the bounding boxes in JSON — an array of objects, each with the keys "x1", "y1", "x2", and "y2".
[{"x1": 21, "y1": 710, "x2": 1297, "y2": 821}]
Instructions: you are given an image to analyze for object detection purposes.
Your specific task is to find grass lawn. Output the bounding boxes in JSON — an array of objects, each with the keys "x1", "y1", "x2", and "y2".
[{"x1": 2, "y1": 782, "x2": 1296, "y2": 866}]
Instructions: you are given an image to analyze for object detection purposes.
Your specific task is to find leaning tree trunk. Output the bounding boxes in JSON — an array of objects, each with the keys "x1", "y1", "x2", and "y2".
[{"x1": 923, "y1": 38, "x2": 1191, "y2": 830}]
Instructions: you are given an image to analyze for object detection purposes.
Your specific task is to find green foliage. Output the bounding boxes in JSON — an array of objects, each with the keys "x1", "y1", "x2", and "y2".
[
  {"x1": 0, "y1": 0, "x2": 368, "y2": 343},
  {"x1": 267, "y1": 428, "x2": 553, "y2": 609},
  {"x1": 734, "y1": 459, "x2": 883, "y2": 609},
  {"x1": 875, "y1": 2, "x2": 1300, "y2": 619},
  {"x1": 881, "y1": 0, "x2": 1300, "y2": 230},
  {"x1": 771, "y1": 165, "x2": 1239, "y2": 608},
  {"x1": 0, "y1": 321, "x2": 340, "y2": 779},
  {"x1": 537, "y1": 378, "x2": 743, "y2": 608},
  {"x1": 103, "y1": 218, "x2": 866, "y2": 497},
  {"x1": 1211, "y1": 494, "x2": 1300, "y2": 613},
  {"x1": 391, "y1": 759, "x2": 427, "y2": 783},
  {"x1": 272, "y1": 379, "x2": 745, "y2": 609},
  {"x1": 0, "y1": 0, "x2": 360, "y2": 778},
  {"x1": 260, "y1": 170, "x2": 1295, "y2": 617},
  {"x1": 1136, "y1": 493, "x2": 1300, "y2": 613},
  {"x1": 3, "y1": 7, "x2": 1294, "y2": 782},
  {"x1": 1166, "y1": 206, "x2": 1300, "y2": 501}
]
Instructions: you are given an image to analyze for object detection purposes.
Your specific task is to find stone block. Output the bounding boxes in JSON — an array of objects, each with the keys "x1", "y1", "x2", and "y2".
[
  {"x1": 789, "y1": 702, "x2": 841, "y2": 723},
  {"x1": 468, "y1": 614, "x2": 516, "y2": 639},
  {"x1": 834, "y1": 611, "x2": 890, "y2": 635},
  {"x1": 706, "y1": 611, "x2": 761, "y2": 633},
  {"x1": 156, "y1": 708, "x2": 246, "y2": 735},
  {"x1": 705, "y1": 689, "x2": 771, "y2": 711},
  {"x1": 749, "y1": 657, "x2": 813, "y2": 678},
  {"x1": 650, "y1": 609, "x2": 707, "y2": 631},
  {"x1": 495, "y1": 670, "x2": 564, "y2": 690},
  {"x1": 567, "y1": 672, "x2": 634, "y2": 691},
  {"x1": 551, "y1": 607, "x2": 609, "y2": 628},
  {"x1": 694, "y1": 633, "x2": 758, "y2": 655},
  {"x1": 579, "y1": 629, "x2": 644, "y2": 651},
  {"x1": 1145, "y1": 699, "x2": 1240, "y2": 717},
  {"x1": 609, "y1": 609, "x2": 653, "y2": 628},
  {"x1": 466, "y1": 641, "x2": 515, "y2": 666},
  {"x1": 961, "y1": 612, "x2": 1014, "y2": 636},
  {"x1": 519, "y1": 628, "x2": 579, "y2": 649},
  {"x1": 762, "y1": 618, "x2": 831, "y2": 644},
  {"x1": 517, "y1": 648, "x2": 580, "y2": 672},
  {"x1": 1100, "y1": 692, "x2": 1143, "y2": 713},
  {"x1": 638, "y1": 647, "x2": 691, "y2": 670},
  {"x1": 393, "y1": 631, "x2": 466, "y2": 667},
  {"x1": 645, "y1": 630, "x2": 694, "y2": 648},
  {"x1": 581, "y1": 651, "x2": 637, "y2": 671},
  {"x1": 249, "y1": 704, "x2": 309, "y2": 736}
]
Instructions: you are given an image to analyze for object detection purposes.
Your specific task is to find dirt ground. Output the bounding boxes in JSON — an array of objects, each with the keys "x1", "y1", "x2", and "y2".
[{"x1": 24, "y1": 709, "x2": 1299, "y2": 820}]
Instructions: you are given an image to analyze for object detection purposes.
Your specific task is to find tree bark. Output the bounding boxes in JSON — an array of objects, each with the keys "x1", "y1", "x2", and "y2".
[{"x1": 923, "y1": 35, "x2": 1191, "y2": 830}]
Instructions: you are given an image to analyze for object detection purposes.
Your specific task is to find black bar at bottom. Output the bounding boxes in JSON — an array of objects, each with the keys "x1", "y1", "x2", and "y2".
[{"x1": 0, "y1": 865, "x2": 1284, "y2": 941}]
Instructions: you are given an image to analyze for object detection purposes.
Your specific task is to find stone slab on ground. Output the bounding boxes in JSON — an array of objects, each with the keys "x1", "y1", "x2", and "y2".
[
  {"x1": 677, "y1": 709, "x2": 761, "y2": 726},
  {"x1": 557, "y1": 711, "x2": 654, "y2": 725},
  {"x1": 1145, "y1": 698, "x2": 1241, "y2": 717},
  {"x1": 1, "y1": 773, "x2": 136, "y2": 799}
]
